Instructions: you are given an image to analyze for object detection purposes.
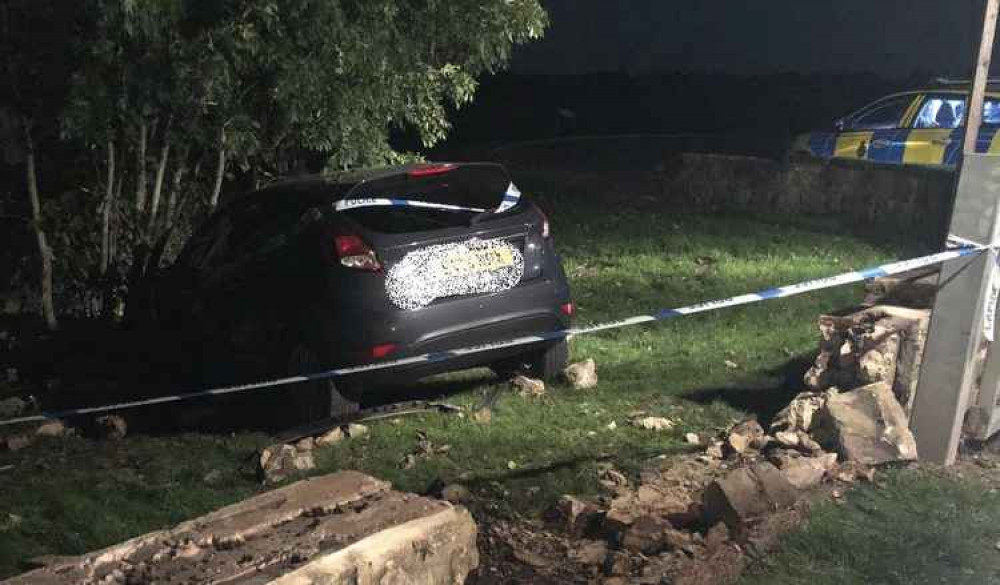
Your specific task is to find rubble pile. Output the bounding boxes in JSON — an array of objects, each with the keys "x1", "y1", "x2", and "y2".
[{"x1": 513, "y1": 304, "x2": 928, "y2": 583}]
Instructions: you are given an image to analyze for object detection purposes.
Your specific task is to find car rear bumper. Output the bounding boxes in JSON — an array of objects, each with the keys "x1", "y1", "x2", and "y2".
[{"x1": 322, "y1": 270, "x2": 571, "y2": 385}]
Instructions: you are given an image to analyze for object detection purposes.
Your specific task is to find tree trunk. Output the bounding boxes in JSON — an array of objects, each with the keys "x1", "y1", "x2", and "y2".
[
  {"x1": 146, "y1": 126, "x2": 171, "y2": 236},
  {"x1": 209, "y1": 127, "x2": 226, "y2": 209},
  {"x1": 164, "y1": 159, "x2": 186, "y2": 231},
  {"x1": 23, "y1": 122, "x2": 58, "y2": 331},
  {"x1": 100, "y1": 140, "x2": 116, "y2": 275},
  {"x1": 136, "y1": 121, "x2": 148, "y2": 214}
]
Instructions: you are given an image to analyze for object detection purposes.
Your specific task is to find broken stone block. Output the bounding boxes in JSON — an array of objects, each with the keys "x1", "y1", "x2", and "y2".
[
  {"x1": 776, "y1": 454, "x2": 838, "y2": 489},
  {"x1": 726, "y1": 419, "x2": 765, "y2": 455},
  {"x1": 684, "y1": 433, "x2": 701, "y2": 445},
  {"x1": 344, "y1": 423, "x2": 369, "y2": 439},
  {"x1": 570, "y1": 540, "x2": 608, "y2": 566},
  {"x1": 96, "y1": 415, "x2": 127, "y2": 440},
  {"x1": 603, "y1": 551, "x2": 632, "y2": 577},
  {"x1": 621, "y1": 515, "x2": 672, "y2": 554},
  {"x1": 813, "y1": 381, "x2": 918, "y2": 465},
  {"x1": 598, "y1": 467, "x2": 630, "y2": 493},
  {"x1": 702, "y1": 462, "x2": 799, "y2": 529},
  {"x1": 439, "y1": 483, "x2": 471, "y2": 504},
  {"x1": 704, "y1": 522, "x2": 731, "y2": 552},
  {"x1": 1, "y1": 472, "x2": 479, "y2": 585},
  {"x1": 258, "y1": 443, "x2": 316, "y2": 484},
  {"x1": 603, "y1": 494, "x2": 640, "y2": 536},
  {"x1": 770, "y1": 391, "x2": 828, "y2": 434},
  {"x1": 34, "y1": 421, "x2": 67, "y2": 438},
  {"x1": 632, "y1": 416, "x2": 675, "y2": 431},
  {"x1": 315, "y1": 427, "x2": 345, "y2": 446},
  {"x1": 796, "y1": 431, "x2": 824, "y2": 454},
  {"x1": 803, "y1": 306, "x2": 930, "y2": 416},
  {"x1": 864, "y1": 269, "x2": 938, "y2": 309},
  {"x1": 774, "y1": 430, "x2": 799, "y2": 448},
  {"x1": 512, "y1": 375, "x2": 546, "y2": 398},
  {"x1": 555, "y1": 495, "x2": 601, "y2": 537},
  {"x1": 564, "y1": 359, "x2": 598, "y2": 389}
]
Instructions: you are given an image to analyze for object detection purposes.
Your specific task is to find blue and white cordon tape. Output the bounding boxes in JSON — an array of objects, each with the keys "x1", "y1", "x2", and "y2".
[
  {"x1": 0, "y1": 236, "x2": 990, "y2": 428},
  {"x1": 334, "y1": 182, "x2": 523, "y2": 215}
]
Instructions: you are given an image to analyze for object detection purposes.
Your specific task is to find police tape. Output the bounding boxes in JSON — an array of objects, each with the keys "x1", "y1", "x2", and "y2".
[
  {"x1": 334, "y1": 183, "x2": 522, "y2": 215},
  {"x1": 0, "y1": 243, "x2": 986, "y2": 428}
]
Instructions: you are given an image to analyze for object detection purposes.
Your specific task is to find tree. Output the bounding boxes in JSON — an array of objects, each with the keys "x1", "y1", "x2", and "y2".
[
  {"x1": 9, "y1": 0, "x2": 548, "y2": 324},
  {"x1": 0, "y1": 0, "x2": 87, "y2": 330}
]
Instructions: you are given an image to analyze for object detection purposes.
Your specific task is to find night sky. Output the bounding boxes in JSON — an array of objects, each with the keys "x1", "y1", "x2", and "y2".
[{"x1": 512, "y1": 1, "x2": 983, "y2": 77}]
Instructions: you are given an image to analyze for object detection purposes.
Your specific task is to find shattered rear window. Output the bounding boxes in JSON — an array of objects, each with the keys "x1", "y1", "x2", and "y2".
[{"x1": 337, "y1": 164, "x2": 521, "y2": 233}]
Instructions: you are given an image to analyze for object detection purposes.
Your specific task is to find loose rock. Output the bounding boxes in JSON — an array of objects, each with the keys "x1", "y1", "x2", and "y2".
[
  {"x1": 770, "y1": 391, "x2": 827, "y2": 434},
  {"x1": 344, "y1": 423, "x2": 369, "y2": 439},
  {"x1": 813, "y1": 381, "x2": 918, "y2": 464},
  {"x1": 96, "y1": 415, "x2": 127, "y2": 440},
  {"x1": 774, "y1": 430, "x2": 799, "y2": 448},
  {"x1": 703, "y1": 462, "x2": 798, "y2": 528},
  {"x1": 598, "y1": 468, "x2": 630, "y2": 493},
  {"x1": 777, "y1": 454, "x2": 838, "y2": 489},
  {"x1": 258, "y1": 444, "x2": 315, "y2": 484},
  {"x1": 633, "y1": 416, "x2": 675, "y2": 431},
  {"x1": 685, "y1": 433, "x2": 701, "y2": 445},
  {"x1": 555, "y1": 495, "x2": 601, "y2": 536},
  {"x1": 570, "y1": 540, "x2": 608, "y2": 566},
  {"x1": 315, "y1": 427, "x2": 345, "y2": 446},
  {"x1": 439, "y1": 483, "x2": 471, "y2": 504},
  {"x1": 564, "y1": 359, "x2": 599, "y2": 389},
  {"x1": 512, "y1": 375, "x2": 546, "y2": 398},
  {"x1": 621, "y1": 515, "x2": 672, "y2": 554},
  {"x1": 35, "y1": 421, "x2": 67, "y2": 438},
  {"x1": 726, "y1": 419, "x2": 765, "y2": 455}
]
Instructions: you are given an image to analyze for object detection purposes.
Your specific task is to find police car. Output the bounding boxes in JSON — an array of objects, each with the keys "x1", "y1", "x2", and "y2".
[{"x1": 790, "y1": 80, "x2": 1000, "y2": 167}]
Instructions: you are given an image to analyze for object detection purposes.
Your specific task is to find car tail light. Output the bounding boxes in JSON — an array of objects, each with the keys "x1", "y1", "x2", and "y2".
[
  {"x1": 408, "y1": 163, "x2": 455, "y2": 178},
  {"x1": 334, "y1": 234, "x2": 381, "y2": 271},
  {"x1": 560, "y1": 302, "x2": 575, "y2": 317},
  {"x1": 370, "y1": 343, "x2": 397, "y2": 359}
]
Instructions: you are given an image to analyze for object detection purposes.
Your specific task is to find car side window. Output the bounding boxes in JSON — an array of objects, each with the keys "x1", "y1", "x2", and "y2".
[
  {"x1": 984, "y1": 99, "x2": 1000, "y2": 126},
  {"x1": 913, "y1": 96, "x2": 966, "y2": 129},
  {"x1": 845, "y1": 95, "x2": 915, "y2": 131}
]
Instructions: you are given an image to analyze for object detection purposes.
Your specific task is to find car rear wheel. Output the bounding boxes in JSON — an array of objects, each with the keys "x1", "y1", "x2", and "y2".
[
  {"x1": 492, "y1": 339, "x2": 569, "y2": 383},
  {"x1": 286, "y1": 343, "x2": 361, "y2": 423}
]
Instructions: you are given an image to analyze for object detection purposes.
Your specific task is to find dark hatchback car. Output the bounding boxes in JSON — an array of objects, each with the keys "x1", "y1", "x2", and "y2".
[{"x1": 146, "y1": 163, "x2": 573, "y2": 420}]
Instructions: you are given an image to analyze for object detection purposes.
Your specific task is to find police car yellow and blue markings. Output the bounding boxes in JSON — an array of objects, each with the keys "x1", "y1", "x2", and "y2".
[{"x1": 804, "y1": 90, "x2": 1000, "y2": 166}]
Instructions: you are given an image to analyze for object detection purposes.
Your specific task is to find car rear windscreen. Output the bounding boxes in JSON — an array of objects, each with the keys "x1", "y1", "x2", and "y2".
[{"x1": 337, "y1": 164, "x2": 517, "y2": 233}]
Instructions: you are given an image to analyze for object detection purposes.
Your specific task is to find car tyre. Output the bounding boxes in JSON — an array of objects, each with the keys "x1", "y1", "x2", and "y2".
[
  {"x1": 286, "y1": 343, "x2": 361, "y2": 423},
  {"x1": 526, "y1": 339, "x2": 569, "y2": 382},
  {"x1": 493, "y1": 339, "x2": 569, "y2": 382}
]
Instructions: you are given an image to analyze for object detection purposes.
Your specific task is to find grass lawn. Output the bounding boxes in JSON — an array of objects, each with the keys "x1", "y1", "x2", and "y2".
[
  {"x1": 739, "y1": 465, "x2": 1000, "y2": 585},
  {"x1": 0, "y1": 183, "x2": 921, "y2": 578}
]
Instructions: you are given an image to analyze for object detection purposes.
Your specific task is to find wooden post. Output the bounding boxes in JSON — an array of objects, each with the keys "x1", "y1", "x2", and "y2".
[
  {"x1": 963, "y1": 0, "x2": 999, "y2": 155},
  {"x1": 910, "y1": 0, "x2": 1000, "y2": 465}
]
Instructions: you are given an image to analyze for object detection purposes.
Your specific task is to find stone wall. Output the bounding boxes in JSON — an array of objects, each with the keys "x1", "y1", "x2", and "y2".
[{"x1": 659, "y1": 154, "x2": 956, "y2": 245}]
